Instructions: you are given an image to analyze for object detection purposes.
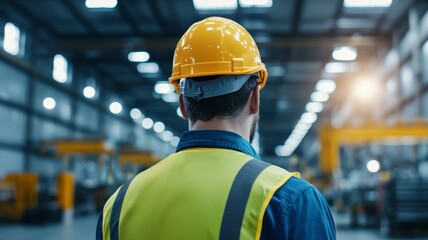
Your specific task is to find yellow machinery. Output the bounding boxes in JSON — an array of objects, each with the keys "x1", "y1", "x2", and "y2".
[
  {"x1": 320, "y1": 121, "x2": 428, "y2": 180},
  {"x1": 118, "y1": 149, "x2": 160, "y2": 179}
]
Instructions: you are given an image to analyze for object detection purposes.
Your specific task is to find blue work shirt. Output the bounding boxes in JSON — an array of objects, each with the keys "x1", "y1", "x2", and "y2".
[{"x1": 96, "y1": 130, "x2": 336, "y2": 239}]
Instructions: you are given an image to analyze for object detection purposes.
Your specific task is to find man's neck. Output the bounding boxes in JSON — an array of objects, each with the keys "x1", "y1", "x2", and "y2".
[{"x1": 189, "y1": 117, "x2": 250, "y2": 142}]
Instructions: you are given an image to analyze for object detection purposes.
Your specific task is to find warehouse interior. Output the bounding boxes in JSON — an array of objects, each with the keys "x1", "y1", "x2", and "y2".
[{"x1": 1, "y1": 0, "x2": 428, "y2": 239}]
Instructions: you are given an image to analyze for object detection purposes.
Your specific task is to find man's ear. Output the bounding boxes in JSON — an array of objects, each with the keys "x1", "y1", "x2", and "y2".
[
  {"x1": 178, "y1": 94, "x2": 189, "y2": 120},
  {"x1": 250, "y1": 85, "x2": 260, "y2": 115}
]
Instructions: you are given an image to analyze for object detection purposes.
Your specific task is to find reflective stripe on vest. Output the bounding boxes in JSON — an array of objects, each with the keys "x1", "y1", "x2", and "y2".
[{"x1": 102, "y1": 148, "x2": 299, "y2": 240}]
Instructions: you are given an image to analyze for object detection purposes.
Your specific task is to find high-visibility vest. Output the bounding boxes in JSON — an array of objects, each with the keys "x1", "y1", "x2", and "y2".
[{"x1": 102, "y1": 148, "x2": 299, "y2": 240}]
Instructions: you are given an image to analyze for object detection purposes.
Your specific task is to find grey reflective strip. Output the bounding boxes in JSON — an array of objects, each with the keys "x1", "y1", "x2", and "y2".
[
  {"x1": 180, "y1": 74, "x2": 257, "y2": 100},
  {"x1": 110, "y1": 180, "x2": 132, "y2": 240},
  {"x1": 219, "y1": 159, "x2": 270, "y2": 240}
]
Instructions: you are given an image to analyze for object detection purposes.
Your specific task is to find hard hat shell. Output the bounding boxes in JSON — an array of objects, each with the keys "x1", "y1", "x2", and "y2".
[{"x1": 169, "y1": 17, "x2": 268, "y2": 93}]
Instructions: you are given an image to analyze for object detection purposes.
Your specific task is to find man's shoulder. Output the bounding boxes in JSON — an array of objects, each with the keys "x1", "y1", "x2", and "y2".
[{"x1": 274, "y1": 176, "x2": 319, "y2": 205}]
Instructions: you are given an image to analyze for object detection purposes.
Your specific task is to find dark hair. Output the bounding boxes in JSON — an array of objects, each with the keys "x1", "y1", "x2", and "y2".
[{"x1": 183, "y1": 75, "x2": 258, "y2": 123}]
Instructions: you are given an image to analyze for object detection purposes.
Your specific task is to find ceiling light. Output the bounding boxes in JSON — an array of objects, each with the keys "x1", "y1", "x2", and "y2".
[
  {"x1": 83, "y1": 86, "x2": 96, "y2": 98},
  {"x1": 301, "y1": 112, "x2": 317, "y2": 124},
  {"x1": 325, "y1": 62, "x2": 348, "y2": 73},
  {"x1": 316, "y1": 80, "x2": 336, "y2": 94},
  {"x1": 296, "y1": 121, "x2": 312, "y2": 130},
  {"x1": 85, "y1": 0, "x2": 117, "y2": 8},
  {"x1": 193, "y1": 0, "x2": 238, "y2": 10},
  {"x1": 53, "y1": 54, "x2": 68, "y2": 83},
  {"x1": 239, "y1": 0, "x2": 272, "y2": 8},
  {"x1": 154, "y1": 81, "x2": 174, "y2": 94},
  {"x1": 177, "y1": 107, "x2": 184, "y2": 118},
  {"x1": 109, "y1": 102, "x2": 122, "y2": 114},
  {"x1": 311, "y1": 92, "x2": 329, "y2": 102},
  {"x1": 130, "y1": 108, "x2": 142, "y2": 120},
  {"x1": 43, "y1": 97, "x2": 56, "y2": 110},
  {"x1": 292, "y1": 128, "x2": 308, "y2": 136},
  {"x1": 128, "y1": 51, "x2": 150, "y2": 62},
  {"x1": 162, "y1": 93, "x2": 178, "y2": 103},
  {"x1": 367, "y1": 159, "x2": 380, "y2": 173},
  {"x1": 171, "y1": 136, "x2": 180, "y2": 147},
  {"x1": 332, "y1": 46, "x2": 357, "y2": 61},
  {"x1": 137, "y1": 62, "x2": 159, "y2": 74},
  {"x1": 142, "y1": 118, "x2": 154, "y2": 129},
  {"x1": 306, "y1": 102, "x2": 324, "y2": 113},
  {"x1": 3, "y1": 23, "x2": 20, "y2": 56},
  {"x1": 344, "y1": 0, "x2": 392, "y2": 8},
  {"x1": 153, "y1": 122, "x2": 165, "y2": 133},
  {"x1": 161, "y1": 131, "x2": 174, "y2": 142},
  {"x1": 354, "y1": 78, "x2": 378, "y2": 102}
]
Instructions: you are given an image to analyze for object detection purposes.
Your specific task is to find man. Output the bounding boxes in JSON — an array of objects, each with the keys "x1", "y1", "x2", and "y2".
[{"x1": 97, "y1": 17, "x2": 335, "y2": 239}]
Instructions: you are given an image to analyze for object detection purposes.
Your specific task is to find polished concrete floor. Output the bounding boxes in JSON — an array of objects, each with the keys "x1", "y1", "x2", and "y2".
[{"x1": 0, "y1": 214, "x2": 426, "y2": 240}]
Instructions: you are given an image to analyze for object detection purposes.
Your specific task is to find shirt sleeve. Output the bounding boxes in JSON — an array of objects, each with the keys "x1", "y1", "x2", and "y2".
[{"x1": 96, "y1": 211, "x2": 103, "y2": 240}]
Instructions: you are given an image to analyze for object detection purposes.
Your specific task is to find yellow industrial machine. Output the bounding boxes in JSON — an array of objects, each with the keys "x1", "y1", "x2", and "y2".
[{"x1": 118, "y1": 149, "x2": 160, "y2": 180}]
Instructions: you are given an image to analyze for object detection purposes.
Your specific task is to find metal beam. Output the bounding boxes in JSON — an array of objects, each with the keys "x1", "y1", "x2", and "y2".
[{"x1": 62, "y1": 0, "x2": 99, "y2": 34}]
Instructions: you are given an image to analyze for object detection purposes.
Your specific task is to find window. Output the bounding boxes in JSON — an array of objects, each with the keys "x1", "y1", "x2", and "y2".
[
  {"x1": 3, "y1": 23, "x2": 20, "y2": 56},
  {"x1": 53, "y1": 54, "x2": 68, "y2": 83}
]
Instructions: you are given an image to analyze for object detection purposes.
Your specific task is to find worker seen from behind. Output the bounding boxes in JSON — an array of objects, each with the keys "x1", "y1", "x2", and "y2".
[{"x1": 97, "y1": 17, "x2": 336, "y2": 240}]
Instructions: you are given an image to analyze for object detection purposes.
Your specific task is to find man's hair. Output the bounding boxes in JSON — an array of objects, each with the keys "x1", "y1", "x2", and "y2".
[{"x1": 183, "y1": 75, "x2": 258, "y2": 123}]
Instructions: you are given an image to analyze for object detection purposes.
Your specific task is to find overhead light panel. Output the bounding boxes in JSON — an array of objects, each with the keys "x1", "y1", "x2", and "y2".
[
  {"x1": 193, "y1": 0, "x2": 238, "y2": 10},
  {"x1": 301, "y1": 112, "x2": 317, "y2": 124},
  {"x1": 161, "y1": 131, "x2": 174, "y2": 142},
  {"x1": 128, "y1": 51, "x2": 150, "y2": 62},
  {"x1": 162, "y1": 93, "x2": 178, "y2": 103},
  {"x1": 367, "y1": 159, "x2": 380, "y2": 173},
  {"x1": 43, "y1": 97, "x2": 56, "y2": 110},
  {"x1": 3, "y1": 23, "x2": 20, "y2": 56},
  {"x1": 154, "y1": 81, "x2": 174, "y2": 94},
  {"x1": 53, "y1": 54, "x2": 68, "y2": 83},
  {"x1": 344, "y1": 0, "x2": 392, "y2": 8},
  {"x1": 316, "y1": 80, "x2": 336, "y2": 94},
  {"x1": 306, "y1": 102, "x2": 324, "y2": 113},
  {"x1": 311, "y1": 92, "x2": 329, "y2": 102},
  {"x1": 86, "y1": 0, "x2": 117, "y2": 8},
  {"x1": 109, "y1": 102, "x2": 122, "y2": 114},
  {"x1": 171, "y1": 136, "x2": 180, "y2": 147},
  {"x1": 137, "y1": 62, "x2": 159, "y2": 74},
  {"x1": 153, "y1": 122, "x2": 165, "y2": 133},
  {"x1": 325, "y1": 62, "x2": 348, "y2": 73},
  {"x1": 332, "y1": 46, "x2": 357, "y2": 61},
  {"x1": 239, "y1": 0, "x2": 272, "y2": 8},
  {"x1": 83, "y1": 86, "x2": 96, "y2": 98},
  {"x1": 142, "y1": 118, "x2": 154, "y2": 129},
  {"x1": 130, "y1": 108, "x2": 142, "y2": 120}
]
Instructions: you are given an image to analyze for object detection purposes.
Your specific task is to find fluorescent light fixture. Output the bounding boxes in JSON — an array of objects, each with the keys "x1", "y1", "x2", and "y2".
[
  {"x1": 306, "y1": 102, "x2": 324, "y2": 113},
  {"x1": 109, "y1": 102, "x2": 122, "y2": 114},
  {"x1": 83, "y1": 86, "x2": 96, "y2": 98},
  {"x1": 3, "y1": 23, "x2": 20, "y2": 56},
  {"x1": 301, "y1": 112, "x2": 317, "y2": 124},
  {"x1": 367, "y1": 159, "x2": 380, "y2": 173},
  {"x1": 137, "y1": 62, "x2": 159, "y2": 74},
  {"x1": 85, "y1": 0, "x2": 117, "y2": 8},
  {"x1": 316, "y1": 80, "x2": 336, "y2": 94},
  {"x1": 239, "y1": 0, "x2": 272, "y2": 8},
  {"x1": 43, "y1": 97, "x2": 56, "y2": 110},
  {"x1": 153, "y1": 121, "x2": 165, "y2": 133},
  {"x1": 130, "y1": 108, "x2": 142, "y2": 120},
  {"x1": 177, "y1": 107, "x2": 184, "y2": 118},
  {"x1": 193, "y1": 0, "x2": 238, "y2": 10},
  {"x1": 325, "y1": 62, "x2": 348, "y2": 73},
  {"x1": 162, "y1": 93, "x2": 178, "y2": 103},
  {"x1": 171, "y1": 136, "x2": 180, "y2": 147},
  {"x1": 344, "y1": 0, "x2": 392, "y2": 8},
  {"x1": 161, "y1": 131, "x2": 174, "y2": 142},
  {"x1": 142, "y1": 118, "x2": 154, "y2": 129},
  {"x1": 311, "y1": 92, "x2": 329, "y2": 102},
  {"x1": 155, "y1": 81, "x2": 174, "y2": 94},
  {"x1": 354, "y1": 78, "x2": 377, "y2": 102},
  {"x1": 128, "y1": 51, "x2": 150, "y2": 62},
  {"x1": 292, "y1": 128, "x2": 308, "y2": 136},
  {"x1": 296, "y1": 121, "x2": 312, "y2": 130},
  {"x1": 332, "y1": 46, "x2": 357, "y2": 61},
  {"x1": 53, "y1": 54, "x2": 68, "y2": 83}
]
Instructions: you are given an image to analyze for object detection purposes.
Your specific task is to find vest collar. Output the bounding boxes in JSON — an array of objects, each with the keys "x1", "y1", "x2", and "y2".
[{"x1": 176, "y1": 130, "x2": 261, "y2": 159}]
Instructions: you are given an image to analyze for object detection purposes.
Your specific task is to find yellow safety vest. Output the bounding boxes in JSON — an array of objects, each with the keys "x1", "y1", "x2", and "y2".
[{"x1": 102, "y1": 148, "x2": 299, "y2": 240}]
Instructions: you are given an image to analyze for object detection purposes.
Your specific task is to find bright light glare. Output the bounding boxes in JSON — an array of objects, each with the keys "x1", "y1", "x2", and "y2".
[
  {"x1": 325, "y1": 62, "x2": 348, "y2": 73},
  {"x1": 301, "y1": 112, "x2": 317, "y2": 124},
  {"x1": 128, "y1": 51, "x2": 150, "y2": 62},
  {"x1": 332, "y1": 46, "x2": 357, "y2": 61},
  {"x1": 193, "y1": 0, "x2": 238, "y2": 10},
  {"x1": 306, "y1": 102, "x2": 324, "y2": 113},
  {"x1": 171, "y1": 136, "x2": 180, "y2": 147},
  {"x1": 296, "y1": 121, "x2": 311, "y2": 130},
  {"x1": 354, "y1": 79, "x2": 377, "y2": 102},
  {"x1": 292, "y1": 128, "x2": 308, "y2": 136},
  {"x1": 153, "y1": 122, "x2": 165, "y2": 133},
  {"x1": 344, "y1": 0, "x2": 392, "y2": 8},
  {"x1": 43, "y1": 97, "x2": 56, "y2": 110},
  {"x1": 177, "y1": 107, "x2": 184, "y2": 118},
  {"x1": 155, "y1": 81, "x2": 174, "y2": 94},
  {"x1": 161, "y1": 131, "x2": 174, "y2": 142},
  {"x1": 130, "y1": 108, "x2": 142, "y2": 120},
  {"x1": 311, "y1": 92, "x2": 329, "y2": 102},
  {"x1": 239, "y1": 0, "x2": 272, "y2": 8},
  {"x1": 162, "y1": 93, "x2": 178, "y2": 103},
  {"x1": 142, "y1": 118, "x2": 154, "y2": 129},
  {"x1": 53, "y1": 54, "x2": 68, "y2": 83},
  {"x1": 109, "y1": 102, "x2": 122, "y2": 114},
  {"x1": 367, "y1": 160, "x2": 380, "y2": 173},
  {"x1": 316, "y1": 80, "x2": 336, "y2": 94},
  {"x1": 85, "y1": 0, "x2": 117, "y2": 8},
  {"x1": 3, "y1": 23, "x2": 20, "y2": 56},
  {"x1": 83, "y1": 86, "x2": 96, "y2": 98},
  {"x1": 137, "y1": 62, "x2": 159, "y2": 74}
]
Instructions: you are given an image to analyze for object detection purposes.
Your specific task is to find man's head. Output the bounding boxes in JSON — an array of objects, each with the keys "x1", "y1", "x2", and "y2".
[{"x1": 169, "y1": 17, "x2": 268, "y2": 142}]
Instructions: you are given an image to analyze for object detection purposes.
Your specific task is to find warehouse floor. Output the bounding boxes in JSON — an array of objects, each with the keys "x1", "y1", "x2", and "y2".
[{"x1": 0, "y1": 214, "x2": 426, "y2": 240}]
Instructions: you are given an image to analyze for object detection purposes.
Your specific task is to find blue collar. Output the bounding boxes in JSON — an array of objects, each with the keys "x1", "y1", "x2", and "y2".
[{"x1": 176, "y1": 130, "x2": 261, "y2": 159}]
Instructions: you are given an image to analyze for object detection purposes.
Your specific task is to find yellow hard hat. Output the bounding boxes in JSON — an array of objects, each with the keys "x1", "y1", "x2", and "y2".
[{"x1": 169, "y1": 17, "x2": 268, "y2": 93}]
